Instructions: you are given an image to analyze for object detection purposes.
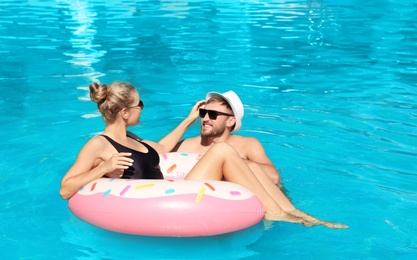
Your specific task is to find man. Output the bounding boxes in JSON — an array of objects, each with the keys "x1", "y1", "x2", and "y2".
[{"x1": 172, "y1": 91, "x2": 280, "y2": 184}]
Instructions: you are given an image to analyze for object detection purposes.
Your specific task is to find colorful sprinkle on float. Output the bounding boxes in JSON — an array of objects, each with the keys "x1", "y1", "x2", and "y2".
[{"x1": 68, "y1": 152, "x2": 265, "y2": 237}]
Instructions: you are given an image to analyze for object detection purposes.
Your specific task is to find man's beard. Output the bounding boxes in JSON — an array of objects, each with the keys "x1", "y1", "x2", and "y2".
[{"x1": 201, "y1": 123, "x2": 227, "y2": 138}]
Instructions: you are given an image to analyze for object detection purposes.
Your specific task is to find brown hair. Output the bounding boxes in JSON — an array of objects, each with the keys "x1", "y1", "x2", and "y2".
[
  {"x1": 206, "y1": 95, "x2": 233, "y2": 113},
  {"x1": 89, "y1": 81, "x2": 136, "y2": 123}
]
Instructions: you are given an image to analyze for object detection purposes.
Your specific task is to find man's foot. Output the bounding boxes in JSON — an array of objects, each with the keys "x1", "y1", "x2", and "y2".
[{"x1": 288, "y1": 209, "x2": 349, "y2": 229}]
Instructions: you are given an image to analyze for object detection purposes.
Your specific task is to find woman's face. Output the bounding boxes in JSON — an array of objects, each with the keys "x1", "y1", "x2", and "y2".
[{"x1": 126, "y1": 92, "x2": 143, "y2": 126}]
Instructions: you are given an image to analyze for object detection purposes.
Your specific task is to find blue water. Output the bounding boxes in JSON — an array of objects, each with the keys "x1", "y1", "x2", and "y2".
[{"x1": 1, "y1": 0, "x2": 416, "y2": 259}]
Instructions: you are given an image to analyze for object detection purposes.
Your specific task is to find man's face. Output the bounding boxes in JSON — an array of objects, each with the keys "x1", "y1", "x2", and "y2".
[{"x1": 200, "y1": 101, "x2": 233, "y2": 137}]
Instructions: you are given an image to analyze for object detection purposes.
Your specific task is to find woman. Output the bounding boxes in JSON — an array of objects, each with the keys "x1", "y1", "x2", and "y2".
[
  {"x1": 60, "y1": 81, "x2": 202, "y2": 199},
  {"x1": 60, "y1": 81, "x2": 347, "y2": 229}
]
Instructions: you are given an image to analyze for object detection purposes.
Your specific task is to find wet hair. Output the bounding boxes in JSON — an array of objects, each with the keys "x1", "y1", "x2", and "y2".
[{"x1": 89, "y1": 81, "x2": 136, "y2": 123}]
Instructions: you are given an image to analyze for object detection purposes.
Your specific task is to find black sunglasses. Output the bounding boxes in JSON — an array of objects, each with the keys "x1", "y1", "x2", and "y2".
[
  {"x1": 130, "y1": 100, "x2": 144, "y2": 110},
  {"x1": 199, "y1": 108, "x2": 233, "y2": 120}
]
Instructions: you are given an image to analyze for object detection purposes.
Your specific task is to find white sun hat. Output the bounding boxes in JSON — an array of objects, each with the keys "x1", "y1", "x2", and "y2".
[{"x1": 205, "y1": 90, "x2": 244, "y2": 131}]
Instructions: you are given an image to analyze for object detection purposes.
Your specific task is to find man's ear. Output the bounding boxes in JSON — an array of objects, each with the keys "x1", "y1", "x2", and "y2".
[{"x1": 226, "y1": 117, "x2": 236, "y2": 128}]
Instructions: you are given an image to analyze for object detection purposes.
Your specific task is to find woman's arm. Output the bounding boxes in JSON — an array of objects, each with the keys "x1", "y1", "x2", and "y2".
[
  {"x1": 151, "y1": 100, "x2": 205, "y2": 154},
  {"x1": 59, "y1": 138, "x2": 133, "y2": 199}
]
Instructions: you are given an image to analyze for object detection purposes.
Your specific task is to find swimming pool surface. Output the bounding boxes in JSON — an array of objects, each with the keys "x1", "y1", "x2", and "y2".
[{"x1": 1, "y1": 0, "x2": 416, "y2": 259}]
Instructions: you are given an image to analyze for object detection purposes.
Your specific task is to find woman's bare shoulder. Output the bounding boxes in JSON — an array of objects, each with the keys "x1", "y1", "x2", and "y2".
[{"x1": 84, "y1": 134, "x2": 108, "y2": 151}]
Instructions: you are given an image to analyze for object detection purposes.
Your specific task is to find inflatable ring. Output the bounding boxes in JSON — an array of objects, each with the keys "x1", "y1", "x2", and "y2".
[{"x1": 68, "y1": 152, "x2": 265, "y2": 237}]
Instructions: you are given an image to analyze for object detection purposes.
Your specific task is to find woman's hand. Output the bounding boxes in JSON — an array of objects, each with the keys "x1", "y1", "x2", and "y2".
[{"x1": 102, "y1": 152, "x2": 133, "y2": 178}]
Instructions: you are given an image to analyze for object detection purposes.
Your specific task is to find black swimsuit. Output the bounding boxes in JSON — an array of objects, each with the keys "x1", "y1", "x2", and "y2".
[{"x1": 101, "y1": 133, "x2": 163, "y2": 179}]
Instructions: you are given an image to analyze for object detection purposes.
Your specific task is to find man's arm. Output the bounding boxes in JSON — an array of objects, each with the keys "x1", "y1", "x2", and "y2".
[{"x1": 242, "y1": 137, "x2": 280, "y2": 184}]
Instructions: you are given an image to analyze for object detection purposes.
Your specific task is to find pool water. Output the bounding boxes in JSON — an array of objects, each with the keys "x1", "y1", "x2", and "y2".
[{"x1": 1, "y1": 0, "x2": 416, "y2": 259}]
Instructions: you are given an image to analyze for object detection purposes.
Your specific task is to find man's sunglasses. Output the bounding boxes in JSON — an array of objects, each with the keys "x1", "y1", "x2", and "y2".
[{"x1": 199, "y1": 108, "x2": 233, "y2": 120}]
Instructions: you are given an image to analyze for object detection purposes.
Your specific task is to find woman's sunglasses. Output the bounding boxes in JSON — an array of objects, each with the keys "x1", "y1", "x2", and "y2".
[
  {"x1": 199, "y1": 108, "x2": 233, "y2": 120},
  {"x1": 130, "y1": 100, "x2": 144, "y2": 110}
]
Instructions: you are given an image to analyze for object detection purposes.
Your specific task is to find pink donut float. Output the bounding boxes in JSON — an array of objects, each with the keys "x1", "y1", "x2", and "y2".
[{"x1": 68, "y1": 152, "x2": 265, "y2": 237}]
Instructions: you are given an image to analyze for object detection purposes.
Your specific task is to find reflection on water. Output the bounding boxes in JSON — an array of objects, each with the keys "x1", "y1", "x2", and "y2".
[
  {"x1": 61, "y1": 214, "x2": 266, "y2": 259},
  {"x1": 161, "y1": 0, "x2": 190, "y2": 19},
  {"x1": 58, "y1": 0, "x2": 106, "y2": 85}
]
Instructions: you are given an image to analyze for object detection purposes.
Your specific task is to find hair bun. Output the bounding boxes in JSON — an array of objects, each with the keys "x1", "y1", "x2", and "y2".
[{"x1": 89, "y1": 82, "x2": 107, "y2": 104}]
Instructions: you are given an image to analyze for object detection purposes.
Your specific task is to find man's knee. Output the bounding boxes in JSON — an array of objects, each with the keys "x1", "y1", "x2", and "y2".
[{"x1": 211, "y1": 142, "x2": 235, "y2": 154}]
